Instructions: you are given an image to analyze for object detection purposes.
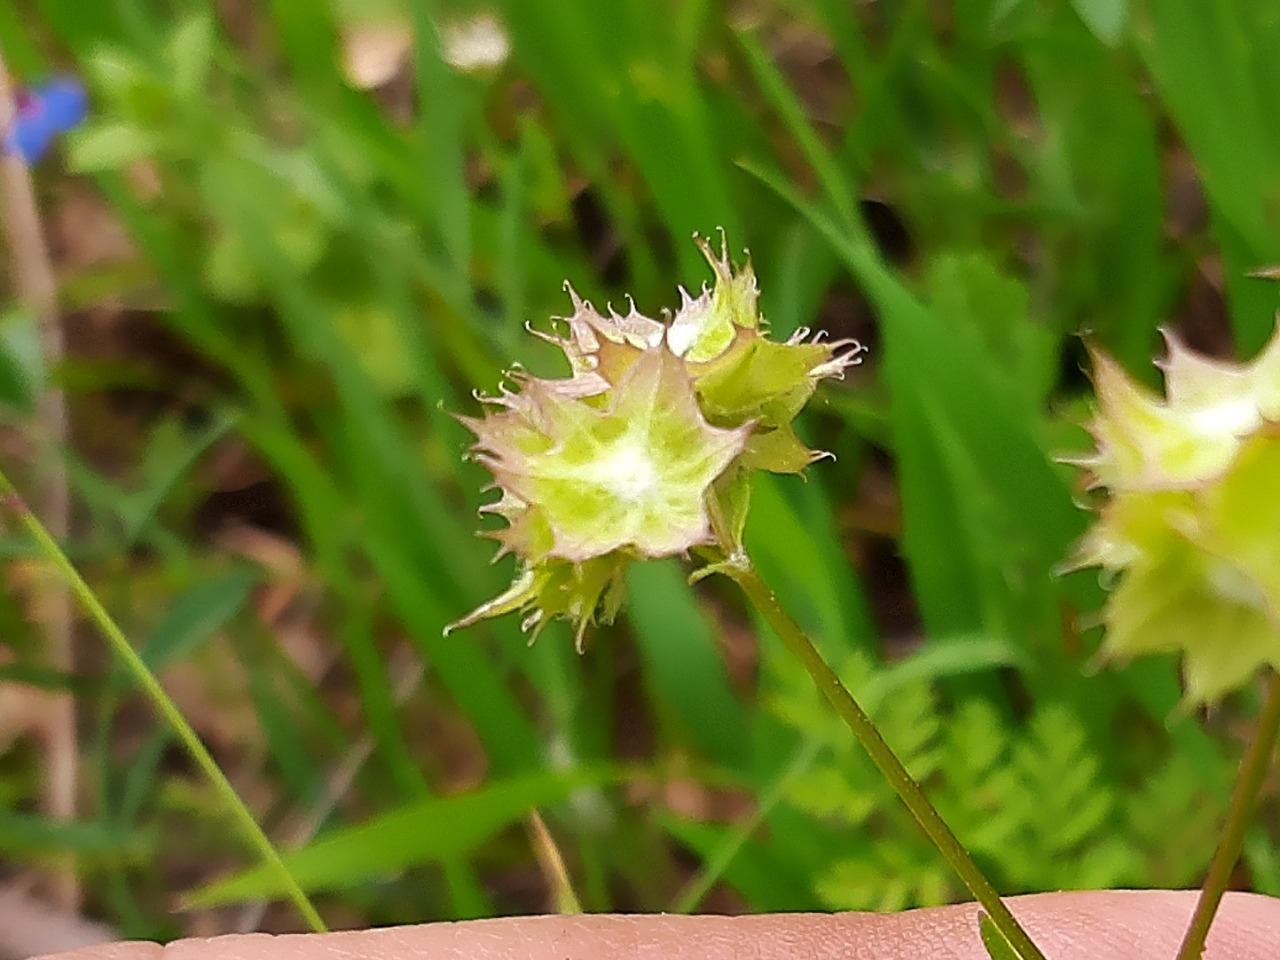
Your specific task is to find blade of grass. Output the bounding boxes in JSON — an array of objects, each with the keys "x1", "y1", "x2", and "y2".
[
  {"x1": 745, "y1": 474, "x2": 875, "y2": 661},
  {"x1": 205, "y1": 160, "x2": 543, "y2": 772},
  {"x1": 1018, "y1": 10, "x2": 1167, "y2": 373},
  {"x1": 527, "y1": 810, "x2": 583, "y2": 914},
  {"x1": 138, "y1": 568, "x2": 259, "y2": 673},
  {"x1": 1135, "y1": 0, "x2": 1280, "y2": 355},
  {"x1": 625, "y1": 559, "x2": 748, "y2": 771},
  {"x1": 671, "y1": 737, "x2": 822, "y2": 913},
  {"x1": 740, "y1": 89, "x2": 1225, "y2": 764},
  {"x1": 662, "y1": 814, "x2": 817, "y2": 911},
  {"x1": 101, "y1": 148, "x2": 451, "y2": 795},
  {"x1": 736, "y1": 28, "x2": 856, "y2": 225},
  {"x1": 0, "y1": 468, "x2": 326, "y2": 932},
  {"x1": 267, "y1": 0, "x2": 340, "y2": 93},
  {"x1": 232, "y1": 648, "x2": 424, "y2": 932},
  {"x1": 187, "y1": 766, "x2": 619, "y2": 905},
  {"x1": 494, "y1": 0, "x2": 740, "y2": 276},
  {"x1": 0, "y1": 812, "x2": 147, "y2": 858},
  {"x1": 409, "y1": 5, "x2": 471, "y2": 288},
  {"x1": 737, "y1": 158, "x2": 1084, "y2": 621}
]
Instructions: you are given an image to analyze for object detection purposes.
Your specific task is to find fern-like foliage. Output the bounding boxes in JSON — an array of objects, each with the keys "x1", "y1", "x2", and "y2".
[
  {"x1": 767, "y1": 649, "x2": 1230, "y2": 911},
  {"x1": 1123, "y1": 751, "x2": 1231, "y2": 888}
]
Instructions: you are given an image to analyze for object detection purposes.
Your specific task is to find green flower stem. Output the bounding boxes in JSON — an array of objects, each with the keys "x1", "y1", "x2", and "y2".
[
  {"x1": 1176, "y1": 669, "x2": 1280, "y2": 960},
  {"x1": 0, "y1": 469, "x2": 327, "y2": 933},
  {"x1": 721, "y1": 554, "x2": 1047, "y2": 960}
]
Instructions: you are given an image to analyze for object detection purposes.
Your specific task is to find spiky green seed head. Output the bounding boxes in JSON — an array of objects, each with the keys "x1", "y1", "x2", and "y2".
[
  {"x1": 1068, "y1": 327, "x2": 1280, "y2": 702},
  {"x1": 448, "y1": 235, "x2": 865, "y2": 646}
]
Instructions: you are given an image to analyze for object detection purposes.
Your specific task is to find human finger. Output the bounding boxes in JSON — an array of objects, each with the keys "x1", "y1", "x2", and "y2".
[{"x1": 35, "y1": 889, "x2": 1280, "y2": 960}]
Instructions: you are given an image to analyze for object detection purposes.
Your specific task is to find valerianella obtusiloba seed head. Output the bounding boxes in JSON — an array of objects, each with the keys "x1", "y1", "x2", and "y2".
[
  {"x1": 1067, "y1": 326, "x2": 1280, "y2": 702},
  {"x1": 447, "y1": 235, "x2": 866, "y2": 647}
]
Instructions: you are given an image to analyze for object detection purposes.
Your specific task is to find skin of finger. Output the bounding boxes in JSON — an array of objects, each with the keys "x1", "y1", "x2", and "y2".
[{"x1": 34, "y1": 890, "x2": 1280, "y2": 960}]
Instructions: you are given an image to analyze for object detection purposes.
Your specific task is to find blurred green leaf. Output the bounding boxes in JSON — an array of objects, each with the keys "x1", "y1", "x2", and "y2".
[
  {"x1": 1019, "y1": 6, "x2": 1166, "y2": 373},
  {"x1": 1072, "y1": 0, "x2": 1129, "y2": 45},
  {"x1": 0, "y1": 3, "x2": 47, "y2": 77},
  {"x1": 1245, "y1": 827, "x2": 1280, "y2": 897},
  {"x1": 1135, "y1": 0, "x2": 1280, "y2": 354},
  {"x1": 626, "y1": 560, "x2": 747, "y2": 770},
  {"x1": 925, "y1": 252, "x2": 1056, "y2": 411},
  {"x1": 167, "y1": 14, "x2": 216, "y2": 101},
  {"x1": 140, "y1": 569, "x2": 259, "y2": 674},
  {"x1": 0, "y1": 813, "x2": 146, "y2": 858},
  {"x1": 738, "y1": 161, "x2": 1082, "y2": 650},
  {"x1": 863, "y1": 636, "x2": 1028, "y2": 705},
  {"x1": 119, "y1": 413, "x2": 238, "y2": 543},
  {"x1": 203, "y1": 229, "x2": 261, "y2": 302},
  {"x1": 332, "y1": 302, "x2": 416, "y2": 394},
  {"x1": 0, "y1": 309, "x2": 45, "y2": 414},
  {"x1": 67, "y1": 122, "x2": 160, "y2": 172},
  {"x1": 0, "y1": 662, "x2": 91, "y2": 693},
  {"x1": 187, "y1": 767, "x2": 618, "y2": 904},
  {"x1": 663, "y1": 814, "x2": 816, "y2": 912},
  {"x1": 246, "y1": 656, "x2": 325, "y2": 806},
  {"x1": 746, "y1": 475, "x2": 874, "y2": 661}
]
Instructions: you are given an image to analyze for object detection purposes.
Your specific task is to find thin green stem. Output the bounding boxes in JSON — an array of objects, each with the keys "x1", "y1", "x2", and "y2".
[
  {"x1": 0, "y1": 470, "x2": 327, "y2": 933},
  {"x1": 721, "y1": 554, "x2": 1047, "y2": 960},
  {"x1": 1176, "y1": 670, "x2": 1280, "y2": 960}
]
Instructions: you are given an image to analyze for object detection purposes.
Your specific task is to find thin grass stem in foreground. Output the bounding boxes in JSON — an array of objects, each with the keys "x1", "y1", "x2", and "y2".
[
  {"x1": 0, "y1": 469, "x2": 327, "y2": 933},
  {"x1": 719, "y1": 553, "x2": 1048, "y2": 960},
  {"x1": 1176, "y1": 670, "x2": 1280, "y2": 960}
]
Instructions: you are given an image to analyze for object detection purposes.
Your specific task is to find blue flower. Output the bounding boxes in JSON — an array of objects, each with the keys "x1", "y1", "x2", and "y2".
[{"x1": 5, "y1": 77, "x2": 87, "y2": 164}]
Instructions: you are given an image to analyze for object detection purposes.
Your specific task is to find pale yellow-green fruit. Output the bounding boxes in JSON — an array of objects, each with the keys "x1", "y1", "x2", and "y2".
[
  {"x1": 1069, "y1": 328, "x2": 1280, "y2": 701},
  {"x1": 448, "y1": 235, "x2": 864, "y2": 645}
]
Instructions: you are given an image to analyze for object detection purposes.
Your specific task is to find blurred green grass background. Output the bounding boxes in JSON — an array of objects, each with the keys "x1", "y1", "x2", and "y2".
[{"x1": 1, "y1": 0, "x2": 1279, "y2": 941}]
